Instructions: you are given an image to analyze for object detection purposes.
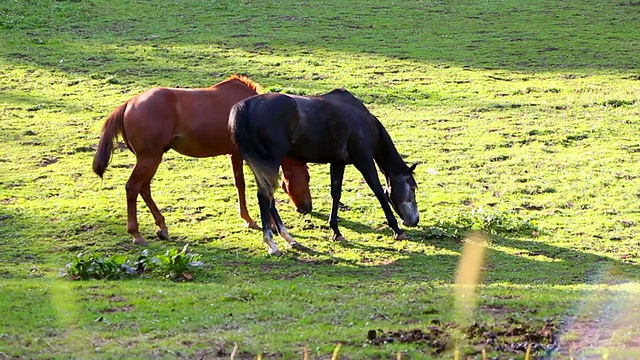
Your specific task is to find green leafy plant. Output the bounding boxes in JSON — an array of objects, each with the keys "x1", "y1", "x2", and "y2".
[
  {"x1": 64, "y1": 246, "x2": 203, "y2": 281},
  {"x1": 65, "y1": 253, "x2": 136, "y2": 280},
  {"x1": 150, "y1": 244, "x2": 204, "y2": 281}
]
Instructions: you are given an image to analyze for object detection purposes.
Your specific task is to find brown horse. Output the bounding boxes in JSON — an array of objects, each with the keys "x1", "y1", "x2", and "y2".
[{"x1": 93, "y1": 75, "x2": 312, "y2": 245}]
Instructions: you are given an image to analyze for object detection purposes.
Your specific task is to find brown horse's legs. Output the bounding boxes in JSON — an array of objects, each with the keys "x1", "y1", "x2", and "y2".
[
  {"x1": 229, "y1": 154, "x2": 259, "y2": 229},
  {"x1": 125, "y1": 156, "x2": 163, "y2": 246},
  {"x1": 140, "y1": 179, "x2": 170, "y2": 241}
]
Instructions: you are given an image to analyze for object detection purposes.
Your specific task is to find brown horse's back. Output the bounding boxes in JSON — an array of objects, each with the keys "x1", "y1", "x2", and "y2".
[{"x1": 123, "y1": 82, "x2": 258, "y2": 158}]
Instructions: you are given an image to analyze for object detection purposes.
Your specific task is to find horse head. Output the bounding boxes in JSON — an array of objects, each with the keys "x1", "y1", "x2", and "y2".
[
  {"x1": 385, "y1": 163, "x2": 419, "y2": 227},
  {"x1": 281, "y1": 157, "x2": 312, "y2": 214}
]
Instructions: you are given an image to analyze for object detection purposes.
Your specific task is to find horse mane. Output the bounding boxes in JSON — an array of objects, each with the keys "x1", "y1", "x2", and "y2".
[
  {"x1": 374, "y1": 119, "x2": 410, "y2": 177},
  {"x1": 227, "y1": 74, "x2": 264, "y2": 94}
]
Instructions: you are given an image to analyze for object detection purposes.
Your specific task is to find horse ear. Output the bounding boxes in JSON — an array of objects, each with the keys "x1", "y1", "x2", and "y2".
[{"x1": 409, "y1": 163, "x2": 418, "y2": 172}]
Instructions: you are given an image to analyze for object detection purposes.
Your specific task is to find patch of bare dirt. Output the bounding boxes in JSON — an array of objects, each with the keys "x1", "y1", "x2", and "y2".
[
  {"x1": 102, "y1": 304, "x2": 134, "y2": 313},
  {"x1": 39, "y1": 156, "x2": 58, "y2": 167},
  {"x1": 366, "y1": 319, "x2": 557, "y2": 358}
]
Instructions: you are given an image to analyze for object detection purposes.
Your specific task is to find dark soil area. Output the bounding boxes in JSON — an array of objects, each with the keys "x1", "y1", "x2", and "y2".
[{"x1": 367, "y1": 318, "x2": 556, "y2": 358}]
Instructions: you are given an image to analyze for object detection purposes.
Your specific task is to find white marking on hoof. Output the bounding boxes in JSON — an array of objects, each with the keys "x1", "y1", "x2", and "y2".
[
  {"x1": 264, "y1": 230, "x2": 281, "y2": 255},
  {"x1": 278, "y1": 226, "x2": 298, "y2": 246},
  {"x1": 133, "y1": 237, "x2": 149, "y2": 246},
  {"x1": 394, "y1": 232, "x2": 408, "y2": 240}
]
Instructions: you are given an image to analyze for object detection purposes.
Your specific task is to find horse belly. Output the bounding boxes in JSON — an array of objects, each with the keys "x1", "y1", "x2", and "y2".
[
  {"x1": 169, "y1": 132, "x2": 234, "y2": 158},
  {"x1": 289, "y1": 140, "x2": 350, "y2": 164}
]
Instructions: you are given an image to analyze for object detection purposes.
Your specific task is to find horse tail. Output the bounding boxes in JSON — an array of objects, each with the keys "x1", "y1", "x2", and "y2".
[
  {"x1": 229, "y1": 101, "x2": 278, "y2": 195},
  {"x1": 93, "y1": 102, "x2": 129, "y2": 178}
]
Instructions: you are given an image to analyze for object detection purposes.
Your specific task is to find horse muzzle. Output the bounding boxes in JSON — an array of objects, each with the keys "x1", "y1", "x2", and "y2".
[
  {"x1": 403, "y1": 215, "x2": 419, "y2": 227},
  {"x1": 398, "y1": 203, "x2": 419, "y2": 227}
]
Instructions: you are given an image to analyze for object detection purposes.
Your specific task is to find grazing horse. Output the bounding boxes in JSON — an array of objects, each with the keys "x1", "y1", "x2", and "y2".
[
  {"x1": 229, "y1": 89, "x2": 419, "y2": 255},
  {"x1": 93, "y1": 75, "x2": 312, "y2": 246}
]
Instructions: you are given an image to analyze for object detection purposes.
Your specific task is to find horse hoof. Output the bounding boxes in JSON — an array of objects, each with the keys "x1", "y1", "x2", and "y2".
[
  {"x1": 156, "y1": 229, "x2": 170, "y2": 241},
  {"x1": 394, "y1": 233, "x2": 408, "y2": 240},
  {"x1": 268, "y1": 249, "x2": 282, "y2": 256},
  {"x1": 133, "y1": 238, "x2": 149, "y2": 246},
  {"x1": 245, "y1": 221, "x2": 261, "y2": 230},
  {"x1": 332, "y1": 235, "x2": 347, "y2": 242}
]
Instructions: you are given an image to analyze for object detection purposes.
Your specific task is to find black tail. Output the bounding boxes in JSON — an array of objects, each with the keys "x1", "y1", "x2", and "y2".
[{"x1": 229, "y1": 101, "x2": 279, "y2": 195}]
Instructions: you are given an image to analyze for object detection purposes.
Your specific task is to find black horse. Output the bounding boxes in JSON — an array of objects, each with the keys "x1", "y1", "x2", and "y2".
[{"x1": 229, "y1": 89, "x2": 419, "y2": 255}]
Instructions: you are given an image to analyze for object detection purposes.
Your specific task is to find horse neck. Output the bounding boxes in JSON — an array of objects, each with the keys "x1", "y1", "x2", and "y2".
[{"x1": 374, "y1": 123, "x2": 408, "y2": 178}]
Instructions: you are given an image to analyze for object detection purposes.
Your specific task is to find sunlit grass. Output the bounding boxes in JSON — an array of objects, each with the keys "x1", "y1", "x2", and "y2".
[{"x1": 1, "y1": 0, "x2": 640, "y2": 358}]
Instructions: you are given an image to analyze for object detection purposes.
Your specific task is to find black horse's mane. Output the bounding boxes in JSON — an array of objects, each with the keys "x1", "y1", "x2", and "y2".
[{"x1": 373, "y1": 117, "x2": 410, "y2": 177}]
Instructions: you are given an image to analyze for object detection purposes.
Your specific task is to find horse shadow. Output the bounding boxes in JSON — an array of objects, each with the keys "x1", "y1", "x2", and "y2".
[
  {"x1": 340, "y1": 230, "x2": 640, "y2": 286},
  {"x1": 252, "y1": 216, "x2": 640, "y2": 287},
  {"x1": 304, "y1": 209, "x2": 387, "y2": 237}
]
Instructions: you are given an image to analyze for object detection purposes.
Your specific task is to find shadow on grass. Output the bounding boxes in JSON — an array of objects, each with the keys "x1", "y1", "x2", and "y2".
[
  {"x1": 305, "y1": 210, "x2": 389, "y2": 237},
  {"x1": 2, "y1": 199, "x2": 638, "y2": 290},
  {"x1": 188, "y1": 222, "x2": 640, "y2": 288},
  {"x1": 1, "y1": 1, "x2": 638, "y2": 94}
]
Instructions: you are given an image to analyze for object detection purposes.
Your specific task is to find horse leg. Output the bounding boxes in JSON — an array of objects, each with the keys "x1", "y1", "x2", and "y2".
[
  {"x1": 329, "y1": 163, "x2": 346, "y2": 241},
  {"x1": 140, "y1": 177, "x2": 169, "y2": 241},
  {"x1": 229, "y1": 154, "x2": 259, "y2": 229},
  {"x1": 353, "y1": 158, "x2": 407, "y2": 240},
  {"x1": 125, "y1": 156, "x2": 162, "y2": 246},
  {"x1": 257, "y1": 188, "x2": 281, "y2": 256},
  {"x1": 269, "y1": 200, "x2": 298, "y2": 246}
]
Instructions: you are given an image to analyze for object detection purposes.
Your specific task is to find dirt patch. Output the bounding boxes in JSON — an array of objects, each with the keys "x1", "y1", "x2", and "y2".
[
  {"x1": 522, "y1": 203, "x2": 545, "y2": 211},
  {"x1": 74, "y1": 145, "x2": 96, "y2": 153},
  {"x1": 102, "y1": 304, "x2": 134, "y2": 313},
  {"x1": 366, "y1": 319, "x2": 557, "y2": 357},
  {"x1": 39, "y1": 156, "x2": 58, "y2": 167}
]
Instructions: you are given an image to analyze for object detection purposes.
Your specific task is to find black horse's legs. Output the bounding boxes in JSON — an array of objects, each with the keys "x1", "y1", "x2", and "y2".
[
  {"x1": 353, "y1": 158, "x2": 406, "y2": 240},
  {"x1": 329, "y1": 163, "x2": 346, "y2": 241},
  {"x1": 269, "y1": 200, "x2": 298, "y2": 246},
  {"x1": 253, "y1": 161, "x2": 297, "y2": 255},
  {"x1": 257, "y1": 188, "x2": 281, "y2": 255}
]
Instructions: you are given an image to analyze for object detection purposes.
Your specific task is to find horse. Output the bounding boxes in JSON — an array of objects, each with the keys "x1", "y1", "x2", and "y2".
[
  {"x1": 93, "y1": 75, "x2": 312, "y2": 246},
  {"x1": 229, "y1": 88, "x2": 419, "y2": 255}
]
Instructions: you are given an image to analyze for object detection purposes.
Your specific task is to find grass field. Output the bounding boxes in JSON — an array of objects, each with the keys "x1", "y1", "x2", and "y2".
[{"x1": 1, "y1": 0, "x2": 640, "y2": 358}]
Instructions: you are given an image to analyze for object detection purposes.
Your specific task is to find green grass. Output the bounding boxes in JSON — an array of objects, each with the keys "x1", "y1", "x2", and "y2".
[{"x1": 1, "y1": 0, "x2": 640, "y2": 358}]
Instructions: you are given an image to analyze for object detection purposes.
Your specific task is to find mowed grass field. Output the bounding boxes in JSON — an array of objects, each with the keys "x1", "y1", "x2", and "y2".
[{"x1": 1, "y1": 0, "x2": 640, "y2": 358}]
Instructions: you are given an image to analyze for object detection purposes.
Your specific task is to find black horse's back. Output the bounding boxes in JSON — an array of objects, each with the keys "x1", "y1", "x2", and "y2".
[
  {"x1": 230, "y1": 93, "x2": 299, "y2": 192},
  {"x1": 322, "y1": 88, "x2": 371, "y2": 113}
]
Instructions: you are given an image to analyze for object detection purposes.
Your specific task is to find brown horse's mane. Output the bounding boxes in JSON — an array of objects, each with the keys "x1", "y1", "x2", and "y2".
[{"x1": 227, "y1": 74, "x2": 264, "y2": 94}]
